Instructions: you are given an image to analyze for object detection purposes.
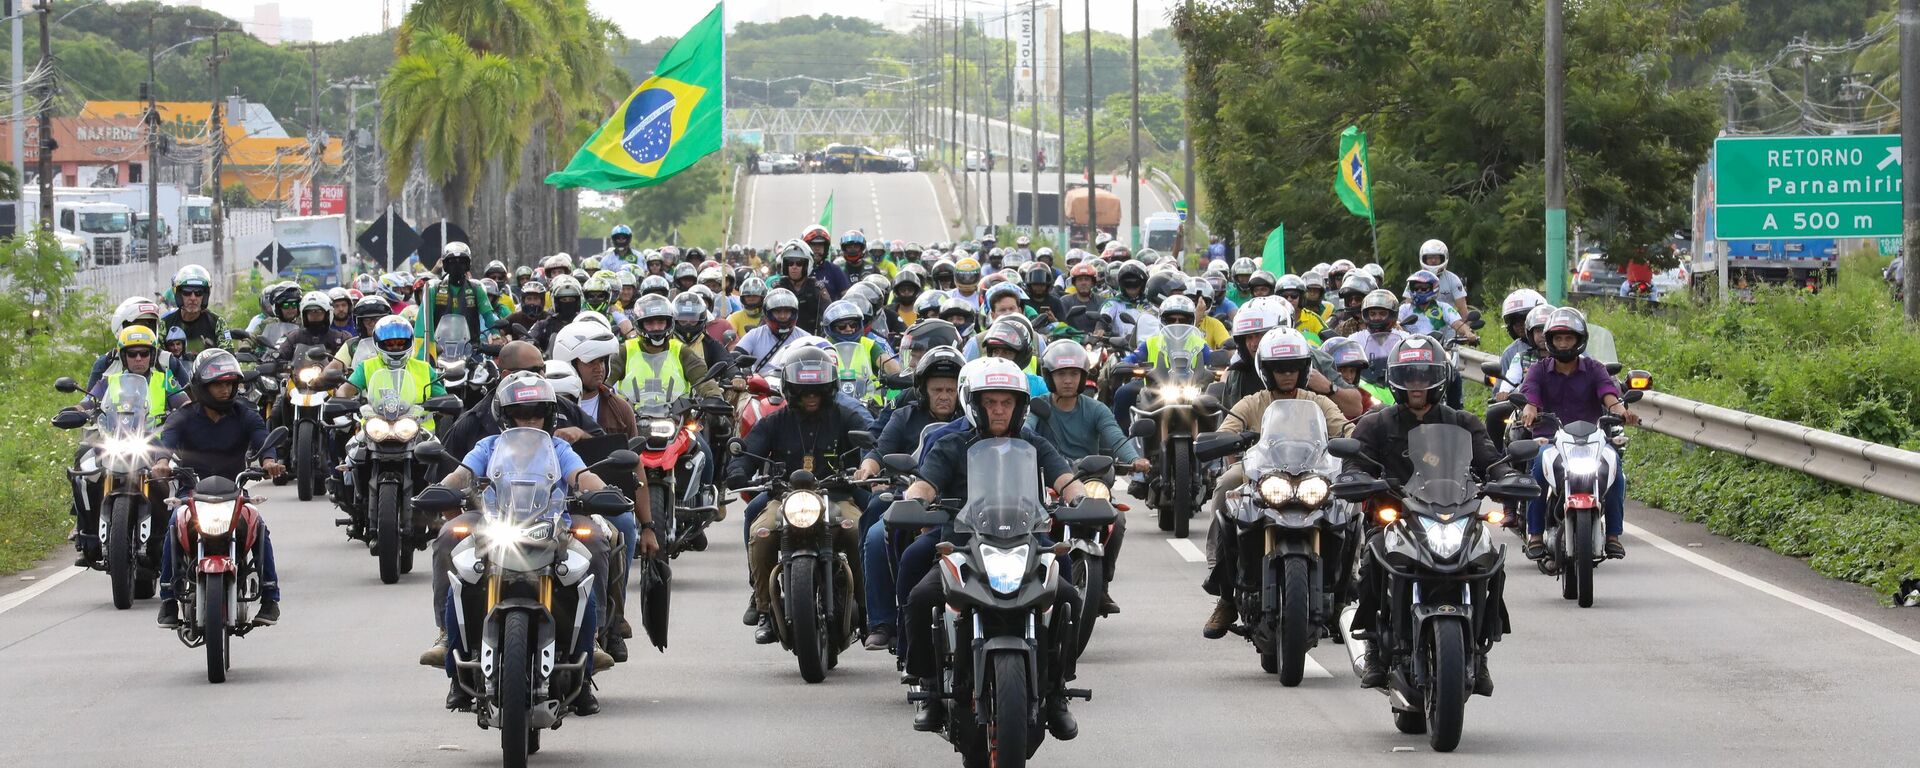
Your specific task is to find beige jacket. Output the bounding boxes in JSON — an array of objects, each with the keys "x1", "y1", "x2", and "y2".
[{"x1": 1221, "y1": 388, "x2": 1353, "y2": 438}]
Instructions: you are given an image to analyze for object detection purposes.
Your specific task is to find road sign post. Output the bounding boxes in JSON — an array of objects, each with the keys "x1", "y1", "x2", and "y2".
[{"x1": 1714, "y1": 134, "x2": 1904, "y2": 239}]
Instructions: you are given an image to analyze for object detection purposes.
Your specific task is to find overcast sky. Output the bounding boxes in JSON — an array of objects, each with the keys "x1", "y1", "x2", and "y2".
[{"x1": 172, "y1": 0, "x2": 1174, "y2": 44}]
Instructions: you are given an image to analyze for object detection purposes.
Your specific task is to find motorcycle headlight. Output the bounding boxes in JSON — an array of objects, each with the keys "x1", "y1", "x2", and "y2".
[
  {"x1": 979, "y1": 543, "x2": 1029, "y2": 594},
  {"x1": 195, "y1": 500, "x2": 239, "y2": 536},
  {"x1": 391, "y1": 418, "x2": 420, "y2": 441},
  {"x1": 1294, "y1": 476, "x2": 1330, "y2": 507},
  {"x1": 1418, "y1": 516, "x2": 1472, "y2": 558},
  {"x1": 782, "y1": 492, "x2": 825, "y2": 527},
  {"x1": 297, "y1": 367, "x2": 321, "y2": 385},
  {"x1": 648, "y1": 419, "x2": 676, "y2": 440},
  {"x1": 1258, "y1": 475, "x2": 1293, "y2": 507},
  {"x1": 1564, "y1": 455, "x2": 1602, "y2": 476},
  {"x1": 1082, "y1": 480, "x2": 1110, "y2": 500},
  {"x1": 1163, "y1": 384, "x2": 1202, "y2": 403},
  {"x1": 100, "y1": 434, "x2": 150, "y2": 462},
  {"x1": 365, "y1": 417, "x2": 394, "y2": 442}
]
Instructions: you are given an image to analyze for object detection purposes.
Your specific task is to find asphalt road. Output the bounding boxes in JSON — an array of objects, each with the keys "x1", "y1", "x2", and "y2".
[
  {"x1": 740, "y1": 172, "x2": 954, "y2": 251},
  {"x1": 4, "y1": 470, "x2": 1920, "y2": 766}
]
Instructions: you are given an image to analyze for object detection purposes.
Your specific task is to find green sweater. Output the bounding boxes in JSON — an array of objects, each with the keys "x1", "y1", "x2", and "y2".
[{"x1": 1026, "y1": 394, "x2": 1140, "y2": 463}]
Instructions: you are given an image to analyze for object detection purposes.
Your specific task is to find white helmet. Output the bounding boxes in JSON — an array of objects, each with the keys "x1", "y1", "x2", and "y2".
[
  {"x1": 1230, "y1": 295, "x2": 1292, "y2": 339},
  {"x1": 1418, "y1": 239, "x2": 1449, "y2": 272},
  {"x1": 573, "y1": 310, "x2": 613, "y2": 330},
  {"x1": 113, "y1": 296, "x2": 164, "y2": 329},
  {"x1": 958, "y1": 356, "x2": 1031, "y2": 432},
  {"x1": 544, "y1": 359, "x2": 583, "y2": 400},
  {"x1": 551, "y1": 319, "x2": 620, "y2": 365}
]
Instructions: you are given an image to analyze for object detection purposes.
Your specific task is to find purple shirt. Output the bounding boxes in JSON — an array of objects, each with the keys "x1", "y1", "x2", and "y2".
[{"x1": 1518, "y1": 356, "x2": 1622, "y2": 439}]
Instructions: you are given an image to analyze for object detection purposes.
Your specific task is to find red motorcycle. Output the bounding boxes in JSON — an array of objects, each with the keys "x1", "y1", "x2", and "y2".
[
  {"x1": 735, "y1": 371, "x2": 786, "y2": 444},
  {"x1": 168, "y1": 426, "x2": 286, "y2": 684}
]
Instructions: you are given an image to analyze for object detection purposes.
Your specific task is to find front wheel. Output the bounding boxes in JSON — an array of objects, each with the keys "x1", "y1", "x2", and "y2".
[
  {"x1": 375, "y1": 483, "x2": 401, "y2": 584},
  {"x1": 203, "y1": 573, "x2": 230, "y2": 684},
  {"x1": 499, "y1": 611, "x2": 533, "y2": 768},
  {"x1": 990, "y1": 652, "x2": 1030, "y2": 768},
  {"x1": 107, "y1": 496, "x2": 134, "y2": 610},
  {"x1": 788, "y1": 560, "x2": 830, "y2": 684},
  {"x1": 1170, "y1": 441, "x2": 1193, "y2": 539},
  {"x1": 1424, "y1": 620, "x2": 1469, "y2": 752},
  {"x1": 1277, "y1": 557, "x2": 1311, "y2": 687},
  {"x1": 294, "y1": 422, "x2": 318, "y2": 501},
  {"x1": 1573, "y1": 511, "x2": 1596, "y2": 608},
  {"x1": 1072, "y1": 555, "x2": 1105, "y2": 654}
]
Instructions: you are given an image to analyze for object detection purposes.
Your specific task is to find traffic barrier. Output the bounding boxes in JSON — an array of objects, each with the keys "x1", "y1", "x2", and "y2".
[{"x1": 1455, "y1": 347, "x2": 1920, "y2": 505}]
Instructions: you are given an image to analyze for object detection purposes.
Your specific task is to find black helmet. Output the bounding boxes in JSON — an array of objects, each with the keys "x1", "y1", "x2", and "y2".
[
  {"x1": 912, "y1": 345, "x2": 966, "y2": 401},
  {"x1": 1021, "y1": 262, "x2": 1054, "y2": 294},
  {"x1": 190, "y1": 348, "x2": 245, "y2": 413},
  {"x1": 1542, "y1": 307, "x2": 1589, "y2": 362},
  {"x1": 979, "y1": 317, "x2": 1035, "y2": 369},
  {"x1": 1115, "y1": 262, "x2": 1148, "y2": 294},
  {"x1": 1385, "y1": 335, "x2": 1452, "y2": 405},
  {"x1": 634, "y1": 294, "x2": 675, "y2": 345},
  {"x1": 778, "y1": 345, "x2": 837, "y2": 402}
]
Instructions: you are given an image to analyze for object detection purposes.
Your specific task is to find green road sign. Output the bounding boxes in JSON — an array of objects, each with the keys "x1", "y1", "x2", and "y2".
[{"x1": 1713, "y1": 134, "x2": 1903, "y2": 239}]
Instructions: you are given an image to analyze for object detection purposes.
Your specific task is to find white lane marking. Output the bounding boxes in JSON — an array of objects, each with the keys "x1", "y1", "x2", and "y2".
[
  {"x1": 1624, "y1": 521, "x2": 1920, "y2": 657},
  {"x1": 0, "y1": 566, "x2": 86, "y2": 617},
  {"x1": 868, "y1": 175, "x2": 883, "y2": 233},
  {"x1": 1167, "y1": 538, "x2": 1205, "y2": 563},
  {"x1": 742, "y1": 174, "x2": 758, "y2": 247},
  {"x1": 1302, "y1": 654, "x2": 1334, "y2": 678},
  {"x1": 919, "y1": 172, "x2": 950, "y2": 240}
]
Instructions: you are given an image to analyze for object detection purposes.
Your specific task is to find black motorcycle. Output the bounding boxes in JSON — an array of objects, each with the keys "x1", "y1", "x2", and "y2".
[
  {"x1": 329, "y1": 384, "x2": 465, "y2": 583},
  {"x1": 52, "y1": 374, "x2": 165, "y2": 609},
  {"x1": 1329, "y1": 425, "x2": 1540, "y2": 752},
  {"x1": 1125, "y1": 323, "x2": 1223, "y2": 539},
  {"x1": 1216, "y1": 400, "x2": 1361, "y2": 686},
  {"x1": 884, "y1": 439, "x2": 1115, "y2": 768}
]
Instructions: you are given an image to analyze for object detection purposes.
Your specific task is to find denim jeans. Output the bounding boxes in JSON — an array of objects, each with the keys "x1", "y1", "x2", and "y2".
[{"x1": 1526, "y1": 456, "x2": 1625, "y2": 537}]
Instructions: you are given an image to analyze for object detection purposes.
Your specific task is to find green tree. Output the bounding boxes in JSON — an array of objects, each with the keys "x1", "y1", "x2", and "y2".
[
  {"x1": 379, "y1": 27, "x2": 535, "y2": 217},
  {"x1": 1176, "y1": 0, "x2": 1733, "y2": 289},
  {"x1": 619, "y1": 154, "x2": 723, "y2": 241}
]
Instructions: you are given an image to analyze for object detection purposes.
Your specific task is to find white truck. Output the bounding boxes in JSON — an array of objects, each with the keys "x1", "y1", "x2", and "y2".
[
  {"x1": 54, "y1": 185, "x2": 190, "y2": 254},
  {"x1": 23, "y1": 189, "x2": 137, "y2": 265},
  {"x1": 185, "y1": 195, "x2": 213, "y2": 243},
  {"x1": 270, "y1": 214, "x2": 349, "y2": 289}
]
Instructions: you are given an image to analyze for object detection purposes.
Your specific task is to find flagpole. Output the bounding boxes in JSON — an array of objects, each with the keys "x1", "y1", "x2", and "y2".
[{"x1": 1369, "y1": 214, "x2": 1379, "y2": 265}]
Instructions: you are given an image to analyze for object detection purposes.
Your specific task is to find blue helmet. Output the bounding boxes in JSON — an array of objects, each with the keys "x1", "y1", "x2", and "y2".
[
  {"x1": 1405, "y1": 269, "x2": 1440, "y2": 306},
  {"x1": 610, "y1": 224, "x2": 633, "y2": 239},
  {"x1": 373, "y1": 315, "x2": 415, "y2": 367},
  {"x1": 840, "y1": 230, "x2": 867, "y2": 248}
]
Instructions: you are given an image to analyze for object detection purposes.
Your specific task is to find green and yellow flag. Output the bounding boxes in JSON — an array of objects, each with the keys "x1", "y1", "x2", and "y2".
[
  {"x1": 1261, "y1": 223, "x2": 1285, "y2": 275},
  {"x1": 546, "y1": 3, "x2": 725, "y2": 190},
  {"x1": 1334, "y1": 125, "x2": 1374, "y2": 221}
]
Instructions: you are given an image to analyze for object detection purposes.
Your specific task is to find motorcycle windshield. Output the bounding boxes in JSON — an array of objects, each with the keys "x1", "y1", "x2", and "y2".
[
  {"x1": 257, "y1": 321, "x2": 298, "y2": 350},
  {"x1": 1405, "y1": 424, "x2": 1477, "y2": 508},
  {"x1": 1585, "y1": 323, "x2": 1619, "y2": 365},
  {"x1": 834, "y1": 341, "x2": 872, "y2": 398},
  {"x1": 957, "y1": 438, "x2": 1043, "y2": 539},
  {"x1": 434, "y1": 321, "x2": 473, "y2": 361},
  {"x1": 483, "y1": 427, "x2": 563, "y2": 525},
  {"x1": 1243, "y1": 399, "x2": 1332, "y2": 477},
  {"x1": 1156, "y1": 324, "x2": 1207, "y2": 371},
  {"x1": 367, "y1": 370, "x2": 419, "y2": 420},
  {"x1": 98, "y1": 373, "x2": 151, "y2": 438}
]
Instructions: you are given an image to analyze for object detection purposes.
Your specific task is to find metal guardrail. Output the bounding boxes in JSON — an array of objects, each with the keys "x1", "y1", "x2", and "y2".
[{"x1": 1455, "y1": 347, "x2": 1920, "y2": 506}]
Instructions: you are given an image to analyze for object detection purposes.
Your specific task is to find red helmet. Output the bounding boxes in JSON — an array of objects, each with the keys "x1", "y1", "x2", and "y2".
[{"x1": 800, "y1": 225, "x2": 831, "y2": 246}]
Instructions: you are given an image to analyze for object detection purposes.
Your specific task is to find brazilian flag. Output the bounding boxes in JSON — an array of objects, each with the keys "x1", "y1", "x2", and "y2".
[{"x1": 547, "y1": 3, "x2": 725, "y2": 189}]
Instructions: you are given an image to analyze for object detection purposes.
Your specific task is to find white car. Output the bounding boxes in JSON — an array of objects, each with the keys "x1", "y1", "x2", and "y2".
[
  {"x1": 756, "y1": 153, "x2": 801, "y2": 174},
  {"x1": 964, "y1": 150, "x2": 990, "y2": 171},
  {"x1": 886, "y1": 148, "x2": 917, "y2": 172}
]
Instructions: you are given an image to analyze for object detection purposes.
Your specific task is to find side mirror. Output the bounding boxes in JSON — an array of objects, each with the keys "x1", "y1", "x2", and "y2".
[
  {"x1": 53, "y1": 376, "x2": 79, "y2": 393},
  {"x1": 424, "y1": 394, "x2": 465, "y2": 415},
  {"x1": 847, "y1": 430, "x2": 877, "y2": 450},
  {"x1": 1066, "y1": 305, "x2": 1087, "y2": 319},
  {"x1": 413, "y1": 440, "x2": 449, "y2": 464},
  {"x1": 1326, "y1": 437, "x2": 1365, "y2": 461},
  {"x1": 1073, "y1": 455, "x2": 1115, "y2": 477},
  {"x1": 580, "y1": 488, "x2": 633, "y2": 516},
  {"x1": 1621, "y1": 389, "x2": 1644, "y2": 404},
  {"x1": 411, "y1": 484, "x2": 465, "y2": 514},
  {"x1": 1484, "y1": 475, "x2": 1543, "y2": 501},
  {"x1": 1128, "y1": 420, "x2": 1156, "y2": 440},
  {"x1": 254, "y1": 426, "x2": 289, "y2": 461},
  {"x1": 1624, "y1": 369, "x2": 1653, "y2": 391},
  {"x1": 1331, "y1": 474, "x2": 1390, "y2": 502},
  {"x1": 50, "y1": 409, "x2": 89, "y2": 429},
  {"x1": 1505, "y1": 391, "x2": 1530, "y2": 407},
  {"x1": 597, "y1": 449, "x2": 641, "y2": 473},
  {"x1": 225, "y1": 329, "x2": 252, "y2": 342},
  {"x1": 323, "y1": 399, "x2": 358, "y2": 420},
  {"x1": 1193, "y1": 431, "x2": 1246, "y2": 462},
  {"x1": 1054, "y1": 497, "x2": 1117, "y2": 527},
  {"x1": 257, "y1": 360, "x2": 281, "y2": 377},
  {"x1": 508, "y1": 323, "x2": 530, "y2": 338},
  {"x1": 729, "y1": 438, "x2": 747, "y2": 455},
  {"x1": 1505, "y1": 439, "x2": 1541, "y2": 464},
  {"x1": 305, "y1": 347, "x2": 331, "y2": 362},
  {"x1": 1117, "y1": 311, "x2": 1138, "y2": 326},
  {"x1": 320, "y1": 370, "x2": 349, "y2": 388},
  {"x1": 881, "y1": 373, "x2": 915, "y2": 389},
  {"x1": 881, "y1": 452, "x2": 918, "y2": 475},
  {"x1": 883, "y1": 498, "x2": 948, "y2": 529},
  {"x1": 234, "y1": 352, "x2": 260, "y2": 364},
  {"x1": 1479, "y1": 360, "x2": 1503, "y2": 380}
]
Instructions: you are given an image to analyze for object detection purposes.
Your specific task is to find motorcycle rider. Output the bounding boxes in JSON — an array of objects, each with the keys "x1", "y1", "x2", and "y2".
[
  {"x1": 422, "y1": 372, "x2": 621, "y2": 714},
  {"x1": 618, "y1": 294, "x2": 721, "y2": 407},
  {"x1": 1399, "y1": 270, "x2": 1479, "y2": 345},
  {"x1": 1419, "y1": 239, "x2": 1472, "y2": 316},
  {"x1": 1518, "y1": 308, "x2": 1638, "y2": 561},
  {"x1": 90, "y1": 297, "x2": 191, "y2": 391},
  {"x1": 800, "y1": 224, "x2": 851, "y2": 299},
  {"x1": 727, "y1": 276, "x2": 769, "y2": 339},
  {"x1": 69, "y1": 326, "x2": 189, "y2": 565},
  {"x1": 1327, "y1": 272, "x2": 1380, "y2": 337},
  {"x1": 327, "y1": 287, "x2": 356, "y2": 336},
  {"x1": 416, "y1": 242, "x2": 502, "y2": 354},
  {"x1": 152, "y1": 349, "x2": 287, "y2": 628},
  {"x1": 1276, "y1": 275, "x2": 1328, "y2": 342},
  {"x1": 1321, "y1": 336, "x2": 1392, "y2": 410},
  {"x1": 1201, "y1": 327, "x2": 1353, "y2": 638},
  {"x1": 1029, "y1": 339, "x2": 1143, "y2": 615},
  {"x1": 1022, "y1": 262, "x2": 1067, "y2": 326},
  {"x1": 839, "y1": 230, "x2": 882, "y2": 280},
  {"x1": 527, "y1": 275, "x2": 585, "y2": 355},
  {"x1": 771, "y1": 241, "x2": 833, "y2": 333},
  {"x1": 887, "y1": 269, "x2": 925, "y2": 328},
  {"x1": 725, "y1": 346, "x2": 871, "y2": 645},
  {"x1": 1346, "y1": 289, "x2": 1412, "y2": 382},
  {"x1": 501, "y1": 278, "x2": 548, "y2": 335},
  {"x1": 1060, "y1": 263, "x2": 1104, "y2": 333},
  {"x1": 271, "y1": 291, "x2": 353, "y2": 367},
  {"x1": 603, "y1": 224, "x2": 636, "y2": 270},
  {"x1": 672, "y1": 291, "x2": 729, "y2": 366},
  {"x1": 851, "y1": 344, "x2": 965, "y2": 650},
  {"x1": 1227, "y1": 257, "x2": 1258, "y2": 304},
  {"x1": 824, "y1": 299, "x2": 903, "y2": 401},
  {"x1": 1112, "y1": 294, "x2": 1207, "y2": 432},
  {"x1": 733, "y1": 288, "x2": 815, "y2": 376},
  {"x1": 900, "y1": 357, "x2": 1086, "y2": 739},
  {"x1": 1185, "y1": 279, "x2": 1233, "y2": 350},
  {"x1": 159, "y1": 265, "x2": 225, "y2": 356},
  {"x1": 951, "y1": 256, "x2": 986, "y2": 308},
  {"x1": 1096, "y1": 261, "x2": 1154, "y2": 345},
  {"x1": 1345, "y1": 335, "x2": 1512, "y2": 694}
]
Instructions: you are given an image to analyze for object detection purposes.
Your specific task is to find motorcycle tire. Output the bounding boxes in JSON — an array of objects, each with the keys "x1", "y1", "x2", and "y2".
[
  {"x1": 295, "y1": 423, "x2": 317, "y2": 502},
  {"x1": 375, "y1": 483, "x2": 401, "y2": 585},
  {"x1": 1574, "y1": 511, "x2": 1595, "y2": 609},
  {"x1": 990, "y1": 652, "x2": 1030, "y2": 768},
  {"x1": 500, "y1": 611, "x2": 533, "y2": 768},
  {"x1": 1278, "y1": 557, "x2": 1311, "y2": 687},
  {"x1": 1072, "y1": 555, "x2": 1105, "y2": 655},
  {"x1": 790, "y1": 561, "x2": 830, "y2": 684},
  {"x1": 650, "y1": 486, "x2": 675, "y2": 555},
  {"x1": 204, "y1": 573, "x2": 229, "y2": 684},
  {"x1": 107, "y1": 496, "x2": 134, "y2": 610},
  {"x1": 1171, "y1": 442, "x2": 1193, "y2": 539},
  {"x1": 1424, "y1": 620, "x2": 1468, "y2": 753}
]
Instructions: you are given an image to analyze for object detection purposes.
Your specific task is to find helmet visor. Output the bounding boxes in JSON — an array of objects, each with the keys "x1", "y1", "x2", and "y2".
[{"x1": 1386, "y1": 361, "x2": 1452, "y2": 391}]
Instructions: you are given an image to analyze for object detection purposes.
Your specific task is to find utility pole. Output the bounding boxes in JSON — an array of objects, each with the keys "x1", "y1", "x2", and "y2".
[
  {"x1": 341, "y1": 78, "x2": 373, "y2": 227},
  {"x1": 10, "y1": 0, "x2": 24, "y2": 235},
  {"x1": 1082, "y1": 0, "x2": 1095, "y2": 248},
  {"x1": 979, "y1": 17, "x2": 992, "y2": 238},
  {"x1": 34, "y1": 0, "x2": 51, "y2": 231},
  {"x1": 1903, "y1": 0, "x2": 1919, "y2": 320},
  {"x1": 1003, "y1": 0, "x2": 1014, "y2": 230},
  {"x1": 190, "y1": 21, "x2": 234, "y2": 285},
  {"x1": 1027, "y1": 0, "x2": 1039, "y2": 238},
  {"x1": 1182, "y1": 0, "x2": 1196, "y2": 264},
  {"x1": 1129, "y1": 0, "x2": 1140, "y2": 251},
  {"x1": 302, "y1": 42, "x2": 322, "y2": 215},
  {"x1": 958, "y1": 9, "x2": 969, "y2": 234},
  {"x1": 1055, "y1": 0, "x2": 1066, "y2": 250},
  {"x1": 1543, "y1": 0, "x2": 1567, "y2": 304},
  {"x1": 950, "y1": 1, "x2": 960, "y2": 175},
  {"x1": 146, "y1": 11, "x2": 161, "y2": 291}
]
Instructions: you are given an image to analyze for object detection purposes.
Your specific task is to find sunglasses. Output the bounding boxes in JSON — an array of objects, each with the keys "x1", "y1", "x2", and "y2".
[
  {"x1": 831, "y1": 321, "x2": 861, "y2": 333},
  {"x1": 179, "y1": 288, "x2": 208, "y2": 297},
  {"x1": 123, "y1": 348, "x2": 153, "y2": 359}
]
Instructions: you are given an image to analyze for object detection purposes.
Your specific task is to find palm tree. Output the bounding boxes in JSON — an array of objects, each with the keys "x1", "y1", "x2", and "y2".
[
  {"x1": 400, "y1": 0, "x2": 555, "y2": 56},
  {"x1": 378, "y1": 27, "x2": 536, "y2": 221}
]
